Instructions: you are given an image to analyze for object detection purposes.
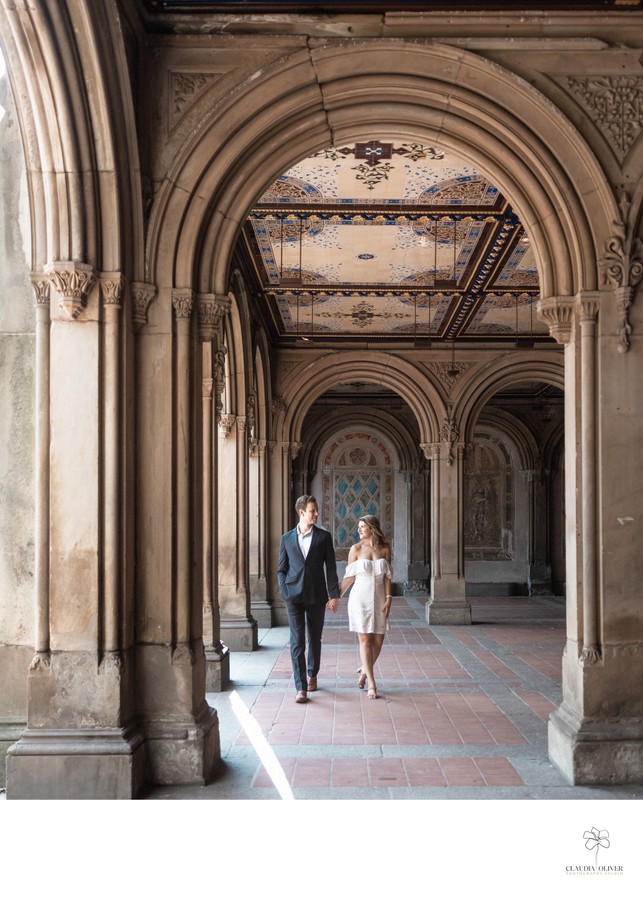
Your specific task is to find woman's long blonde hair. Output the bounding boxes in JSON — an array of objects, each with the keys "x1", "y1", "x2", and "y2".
[{"x1": 359, "y1": 515, "x2": 389, "y2": 550}]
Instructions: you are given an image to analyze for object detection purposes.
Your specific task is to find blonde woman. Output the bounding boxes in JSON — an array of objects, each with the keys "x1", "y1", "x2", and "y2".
[{"x1": 340, "y1": 515, "x2": 392, "y2": 699}]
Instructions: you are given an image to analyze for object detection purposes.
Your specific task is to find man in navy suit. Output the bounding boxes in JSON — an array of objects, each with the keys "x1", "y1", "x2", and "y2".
[{"x1": 277, "y1": 495, "x2": 340, "y2": 703}]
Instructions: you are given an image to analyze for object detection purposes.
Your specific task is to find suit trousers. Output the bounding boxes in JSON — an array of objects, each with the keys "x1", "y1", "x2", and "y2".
[{"x1": 284, "y1": 600, "x2": 327, "y2": 692}]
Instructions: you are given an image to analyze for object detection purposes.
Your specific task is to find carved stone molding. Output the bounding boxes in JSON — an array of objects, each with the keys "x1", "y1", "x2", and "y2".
[
  {"x1": 536, "y1": 296, "x2": 577, "y2": 344},
  {"x1": 246, "y1": 389, "x2": 256, "y2": 438},
  {"x1": 214, "y1": 343, "x2": 227, "y2": 420},
  {"x1": 29, "y1": 651, "x2": 51, "y2": 672},
  {"x1": 46, "y1": 261, "x2": 96, "y2": 320},
  {"x1": 196, "y1": 292, "x2": 231, "y2": 342},
  {"x1": 428, "y1": 361, "x2": 473, "y2": 393},
  {"x1": 98, "y1": 652, "x2": 123, "y2": 676},
  {"x1": 171, "y1": 644, "x2": 195, "y2": 666},
  {"x1": 580, "y1": 645, "x2": 602, "y2": 666},
  {"x1": 202, "y1": 377, "x2": 213, "y2": 400},
  {"x1": 566, "y1": 76, "x2": 643, "y2": 162},
  {"x1": 169, "y1": 70, "x2": 223, "y2": 131},
  {"x1": 131, "y1": 282, "x2": 157, "y2": 331},
  {"x1": 172, "y1": 288, "x2": 194, "y2": 320},
  {"x1": 99, "y1": 272, "x2": 124, "y2": 309},
  {"x1": 290, "y1": 441, "x2": 302, "y2": 460},
  {"x1": 272, "y1": 396, "x2": 286, "y2": 418},
  {"x1": 600, "y1": 192, "x2": 643, "y2": 352},
  {"x1": 578, "y1": 293, "x2": 600, "y2": 323},
  {"x1": 421, "y1": 442, "x2": 440, "y2": 462},
  {"x1": 30, "y1": 274, "x2": 50, "y2": 306},
  {"x1": 440, "y1": 405, "x2": 460, "y2": 465},
  {"x1": 219, "y1": 414, "x2": 235, "y2": 435}
]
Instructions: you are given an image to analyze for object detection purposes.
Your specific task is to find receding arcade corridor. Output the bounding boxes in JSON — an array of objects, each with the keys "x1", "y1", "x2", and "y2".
[{"x1": 144, "y1": 595, "x2": 643, "y2": 800}]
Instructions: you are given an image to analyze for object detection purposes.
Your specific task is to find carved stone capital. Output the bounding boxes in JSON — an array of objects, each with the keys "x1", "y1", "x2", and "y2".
[
  {"x1": 237, "y1": 415, "x2": 248, "y2": 433},
  {"x1": 577, "y1": 291, "x2": 600, "y2": 323},
  {"x1": 46, "y1": 260, "x2": 96, "y2": 319},
  {"x1": 196, "y1": 292, "x2": 231, "y2": 341},
  {"x1": 536, "y1": 296, "x2": 576, "y2": 344},
  {"x1": 421, "y1": 442, "x2": 440, "y2": 462},
  {"x1": 219, "y1": 414, "x2": 235, "y2": 435},
  {"x1": 99, "y1": 272, "x2": 124, "y2": 308},
  {"x1": 30, "y1": 273, "x2": 50, "y2": 306},
  {"x1": 202, "y1": 377, "x2": 213, "y2": 400},
  {"x1": 131, "y1": 282, "x2": 157, "y2": 331},
  {"x1": 172, "y1": 288, "x2": 194, "y2": 320}
]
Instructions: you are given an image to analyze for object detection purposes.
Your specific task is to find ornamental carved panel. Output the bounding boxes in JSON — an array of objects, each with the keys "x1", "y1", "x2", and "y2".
[
  {"x1": 565, "y1": 76, "x2": 643, "y2": 162},
  {"x1": 464, "y1": 432, "x2": 514, "y2": 561}
]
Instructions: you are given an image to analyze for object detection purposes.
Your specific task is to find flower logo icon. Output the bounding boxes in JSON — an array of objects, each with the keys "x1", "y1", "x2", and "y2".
[{"x1": 583, "y1": 827, "x2": 610, "y2": 868}]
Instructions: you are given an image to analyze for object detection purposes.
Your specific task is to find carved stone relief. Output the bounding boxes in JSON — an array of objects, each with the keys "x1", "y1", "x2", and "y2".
[
  {"x1": 428, "y1": 361, "x2": 473, "y2": 394},
  {"x1": 169, "y1": 70, "x2": 223, "y2": 132},
  {"x1": 565, "y1": 76, "x2": 643, "y2": 162},
  {"x1": 464, "y1": 433, "x2": 514, "y2": 561}
]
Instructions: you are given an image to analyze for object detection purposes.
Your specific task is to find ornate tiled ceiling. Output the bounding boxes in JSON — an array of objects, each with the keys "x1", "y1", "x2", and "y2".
[{"x1": 241, "y1": 138, "x2": 551, "y2": 345}]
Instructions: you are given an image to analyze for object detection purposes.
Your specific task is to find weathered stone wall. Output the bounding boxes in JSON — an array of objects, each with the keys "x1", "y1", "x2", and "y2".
[{"x1": 0, "y1": 63, "x2": 35, "y2": 786}]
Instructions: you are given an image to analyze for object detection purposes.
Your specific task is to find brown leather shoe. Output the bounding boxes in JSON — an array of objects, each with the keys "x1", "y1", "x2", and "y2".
[
  {"x1": 295, "y1": 690, "x2": 308, "y2": 703},
  {"x1": 307, "y1": 676, "x2": 318, "y2": 692}
]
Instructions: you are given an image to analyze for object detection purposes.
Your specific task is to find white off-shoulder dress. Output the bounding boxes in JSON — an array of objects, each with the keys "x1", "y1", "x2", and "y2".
[{"x1": 345, "y1": 557, "x2": 391, "y2": 634}]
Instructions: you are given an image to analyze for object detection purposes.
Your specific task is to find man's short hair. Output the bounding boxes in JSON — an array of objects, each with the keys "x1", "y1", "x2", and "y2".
[{"x1": 295, "y1": 494, "x2": 317, "y2": 514}]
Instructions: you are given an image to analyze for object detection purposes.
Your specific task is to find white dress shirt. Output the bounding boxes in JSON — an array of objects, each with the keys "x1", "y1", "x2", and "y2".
[{"x1": 297, "y1": 525, "x2": 313, "y2": 559}]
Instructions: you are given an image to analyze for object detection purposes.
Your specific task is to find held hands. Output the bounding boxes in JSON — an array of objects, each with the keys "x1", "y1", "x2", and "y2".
[{"x1": 327, "y1": 598, "x2": 340, "y2": 614}]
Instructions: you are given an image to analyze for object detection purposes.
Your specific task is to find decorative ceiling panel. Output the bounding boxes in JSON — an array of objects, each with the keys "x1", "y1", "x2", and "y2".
[{"x1": 242, "y1": 140, "x2": 550, "y2": 344}]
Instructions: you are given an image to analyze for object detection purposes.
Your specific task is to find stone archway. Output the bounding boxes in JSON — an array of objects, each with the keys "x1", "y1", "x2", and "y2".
[{"x1": 2, "y1": 5, "x2": 641, "y2": 796}]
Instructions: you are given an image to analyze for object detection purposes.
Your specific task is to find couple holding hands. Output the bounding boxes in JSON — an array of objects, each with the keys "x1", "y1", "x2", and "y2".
[{"x1": 277, "y1": 494, "x2": 392, "y2": 704}]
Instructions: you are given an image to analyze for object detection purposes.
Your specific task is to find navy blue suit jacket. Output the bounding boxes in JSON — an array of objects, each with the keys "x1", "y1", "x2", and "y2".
[{"x1": 277, "y1": 525, "x2": 339, "y2": 606}]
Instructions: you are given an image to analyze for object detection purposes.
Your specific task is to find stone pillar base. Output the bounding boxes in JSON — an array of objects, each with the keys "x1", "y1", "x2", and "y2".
[
  {"x1": 6, "y1": 724, "x2": 146, "y2": 799},
  {"x1": 528, "y1": 562, "x2": 553, "y2": 595},
  {"x1": 250, "y1": 599, "x2": 273, "y2": 628},
  {"x1": 220, "y1": 618, "x2": 258, "y2": 651},
  {"x1": 549, "y1": 704, "x2": 643, "y2": 785},
  {"x1": 425, "y1": 600, "x2": 472, "y2": 625},
  {"x1": 0, "y1": 720, "x2": 25, "y2": 790},
  {"x1": 144, "y1": 702, "x2": 220, "y2": 786},
  {"x1": 205, "y1": 644, "x2": 230, "y2": 692}
]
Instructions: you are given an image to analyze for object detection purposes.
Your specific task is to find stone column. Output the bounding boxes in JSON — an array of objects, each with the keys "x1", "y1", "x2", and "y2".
[
  {"x1": 197, "y1": 296, "x2": 231, "y2": 691},
  {"x1": 131, "y1": 286, "x2": 219, "y2": 789},
  {"x1": 266, "y1": 434, "x2": 292, "y2": 627},
  {"x1": 523, "y1": 463, "x2": 553, "y2": 595},
  {"x1": 249, "y1": 438, "x2": 273, "y2": 626},
  {"x1": 7, "y1": 263, "x2": 146, "y2": 799},
  {"x1": 423, "y1": 436, "x2": 471, "y2": 625},
  {"x1": 404, "y1": 463, "x2": 430, "y2": 596},
  {"x1": 540, "y1": 289, "x2": 643, "y2": 783},
  {"x1": 218, "y1": 411, "x2": 258, "y2": 651}
]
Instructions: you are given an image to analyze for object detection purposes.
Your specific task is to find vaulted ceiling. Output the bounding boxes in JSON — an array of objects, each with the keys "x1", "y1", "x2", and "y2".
[{"x1": 240, "y1": 138, "x2": 551, "y2": 346}]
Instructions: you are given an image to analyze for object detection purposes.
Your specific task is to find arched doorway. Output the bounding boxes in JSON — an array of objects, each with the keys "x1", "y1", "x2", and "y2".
[{"x1": 465, "y1": 381, "x2": 565, "y2": 599}]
